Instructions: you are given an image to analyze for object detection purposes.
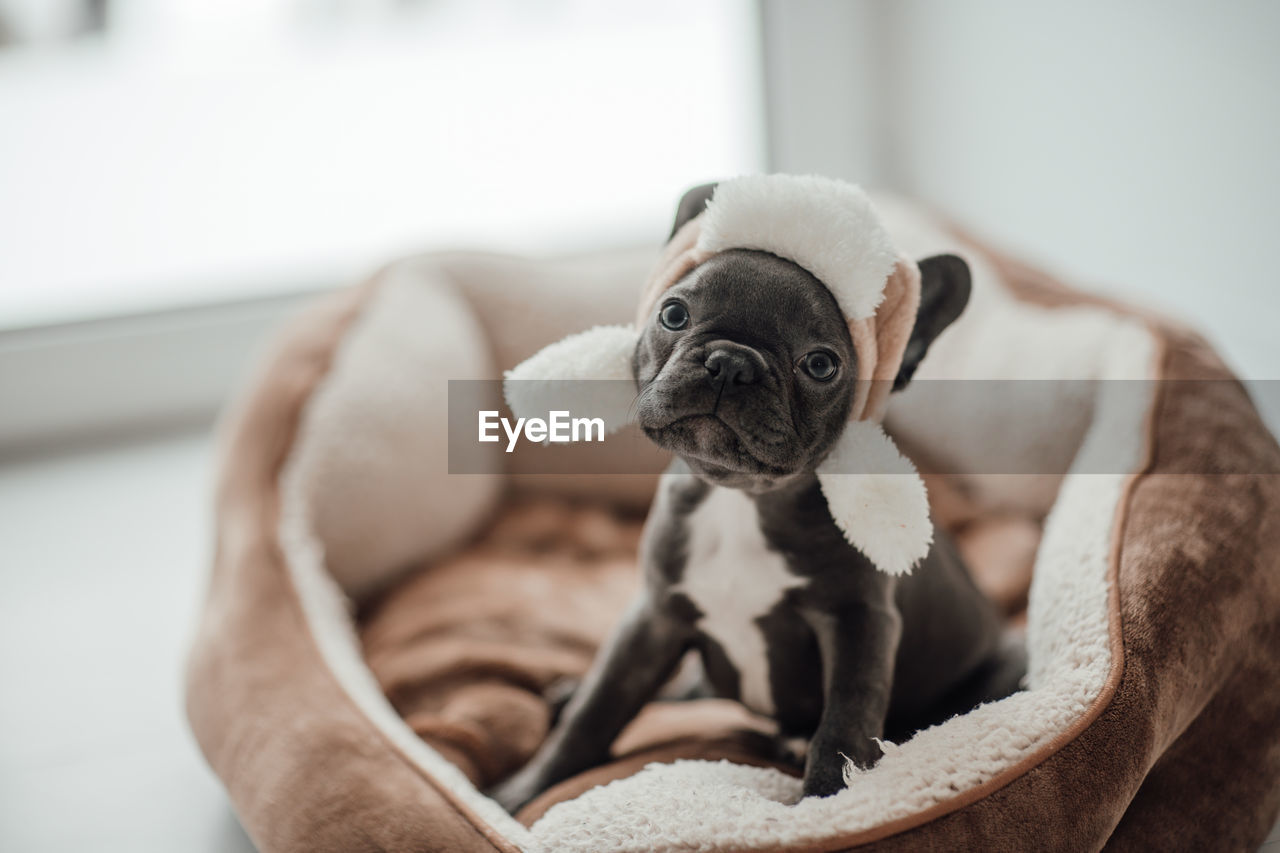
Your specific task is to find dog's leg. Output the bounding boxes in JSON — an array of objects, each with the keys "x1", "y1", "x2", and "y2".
[
  {"x1": 489, "y1": 595, "x2": 690, "y2": 813},
  {"x1": 800, "y1": 600, "x2": 903, "y2": 799}
]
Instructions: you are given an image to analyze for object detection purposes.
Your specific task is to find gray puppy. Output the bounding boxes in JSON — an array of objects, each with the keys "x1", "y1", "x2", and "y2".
[{"x1": 491, "y1": 183, "x2": 1023, "y2": 812}]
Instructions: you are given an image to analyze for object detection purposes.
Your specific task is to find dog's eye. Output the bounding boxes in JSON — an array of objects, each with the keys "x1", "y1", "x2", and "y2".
[
  {"x1": 800, "y1": 350, "x2": 839, "y2": 381},
  {"x1": 659, "y1": 301, "x2": 690, "y2": 331}
]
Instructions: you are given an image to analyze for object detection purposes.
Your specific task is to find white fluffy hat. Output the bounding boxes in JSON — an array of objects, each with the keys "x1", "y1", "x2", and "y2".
[{"x1": 505, "y1": 175, "x2": 932, "y2": 576}]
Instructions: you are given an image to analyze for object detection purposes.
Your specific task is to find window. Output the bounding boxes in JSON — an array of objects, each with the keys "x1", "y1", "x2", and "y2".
[{"x1": 0, "y1": 0, "x2": 764, "y2": 328}]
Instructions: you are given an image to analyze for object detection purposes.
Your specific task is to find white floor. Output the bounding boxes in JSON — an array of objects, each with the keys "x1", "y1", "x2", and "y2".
[
  {"x1": 1, "y1": 429, "x2": 1277, "y2": 853},
  {"x1": 0, "y1": 430, "x2": 256, "y2": 853}
]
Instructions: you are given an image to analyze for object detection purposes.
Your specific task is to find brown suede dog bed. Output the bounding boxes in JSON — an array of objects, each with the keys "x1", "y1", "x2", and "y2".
[{"x1": 186, "y1": 200, "x2": 1280, "y2": 852}]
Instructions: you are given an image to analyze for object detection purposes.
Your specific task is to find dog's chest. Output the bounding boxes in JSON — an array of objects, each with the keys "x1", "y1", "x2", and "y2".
[{"x1": 676, "y1": 487, "x2": 803, "y2": 714}]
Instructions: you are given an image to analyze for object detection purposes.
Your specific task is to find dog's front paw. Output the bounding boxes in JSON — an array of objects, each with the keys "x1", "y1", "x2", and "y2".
[
  {"x1": 841, "y1": 737, "x2": 884, "y2": 772},
  {"x1": 802, "y1": 737, "x2": 883, "y2": 799},
  {"x1": 801, "y1": 761, "x2": 847, "y2": 799}
]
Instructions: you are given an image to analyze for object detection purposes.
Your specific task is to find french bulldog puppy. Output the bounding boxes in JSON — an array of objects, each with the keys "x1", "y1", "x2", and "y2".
[{"x1": 491, "y1": 184, "x2": 1024, "y2": 812}]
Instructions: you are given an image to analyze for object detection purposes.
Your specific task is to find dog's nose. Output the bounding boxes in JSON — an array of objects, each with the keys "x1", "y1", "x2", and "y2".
[{"x1": 705, "y1": 342, "x2": 762, "y2": 387}]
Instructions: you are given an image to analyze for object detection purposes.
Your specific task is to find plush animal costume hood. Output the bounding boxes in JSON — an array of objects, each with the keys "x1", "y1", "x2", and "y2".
[{"x1": 505, "y1": 175, "x2": 931, "y2": 575}]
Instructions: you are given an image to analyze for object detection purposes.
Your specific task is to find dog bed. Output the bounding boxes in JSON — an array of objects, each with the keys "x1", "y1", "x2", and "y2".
[{"x1": 186, "y1": 200, "x2": 1280, "y2": 852}]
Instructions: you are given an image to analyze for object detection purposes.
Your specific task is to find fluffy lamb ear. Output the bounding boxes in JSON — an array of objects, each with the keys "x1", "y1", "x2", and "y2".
[
  {"x1": 503, "y1": 325, "x2": 640, "y2": 435},
  {"x1": 816, "y1": 421, "x2": 933, "y2": 576}
]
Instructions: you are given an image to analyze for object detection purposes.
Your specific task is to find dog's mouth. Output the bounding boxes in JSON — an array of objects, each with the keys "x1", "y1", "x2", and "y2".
[{"x1": 641, "y1": 412, "x2": 792, "y2": 477}]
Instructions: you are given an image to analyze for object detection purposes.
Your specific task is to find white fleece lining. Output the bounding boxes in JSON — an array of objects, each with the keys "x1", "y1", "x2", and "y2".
[
  {"x1": 697, "y1": 174, "x2": 898, "y2": 321},
  {"x1": 816, "y1": 421, "x2": 933, "y2": 577},
  {"x1": 272, "y1": 201, "x2": 1160, "y2": 852},
  {"x1": 503, "y1": 324, "x2": 640, "y2": 435}
]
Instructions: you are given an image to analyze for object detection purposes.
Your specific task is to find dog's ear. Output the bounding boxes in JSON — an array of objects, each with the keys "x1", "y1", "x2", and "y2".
[
  {"x1": 894, "y1": 254, "x2": 971, "y2": 391},
  {"x1": 668, "y1": 182, "x2": 718, "y2": 240}
]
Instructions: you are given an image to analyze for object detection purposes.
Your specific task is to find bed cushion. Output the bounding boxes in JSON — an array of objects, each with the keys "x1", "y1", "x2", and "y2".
[{"x1": 186, "y1": 209, "x2": 1280, "y2": 852}]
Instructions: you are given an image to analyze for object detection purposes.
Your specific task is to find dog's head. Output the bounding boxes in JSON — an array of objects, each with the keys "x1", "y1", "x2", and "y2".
[
  {"x1": 503, "y1": 176, "x2": 972, "y2": 574},
  {"x1": 633, "y1": 248, "x2": 855, "y2": 487},
  {"x1": 632, "y1": 184, "x2": 971, "y2": 490}
]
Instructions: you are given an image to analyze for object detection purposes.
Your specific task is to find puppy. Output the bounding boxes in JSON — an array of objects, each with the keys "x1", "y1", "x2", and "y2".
[{"x1": 492, "y1": 180, "x2": 1024, "y2": 812}]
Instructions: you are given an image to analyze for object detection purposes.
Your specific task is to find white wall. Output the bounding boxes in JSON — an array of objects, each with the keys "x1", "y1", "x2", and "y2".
[
  {"x1": 759, "y1": 1, "x2": 888, "y2": 185},
  {"x1": 764, "y1": 0, "x2": 1279, "y2": 394}
]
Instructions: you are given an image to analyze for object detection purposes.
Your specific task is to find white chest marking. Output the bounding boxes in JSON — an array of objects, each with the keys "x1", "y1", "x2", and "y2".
[{"x1": 677, "y1": 487, "x2": 802, "y2": 714}]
